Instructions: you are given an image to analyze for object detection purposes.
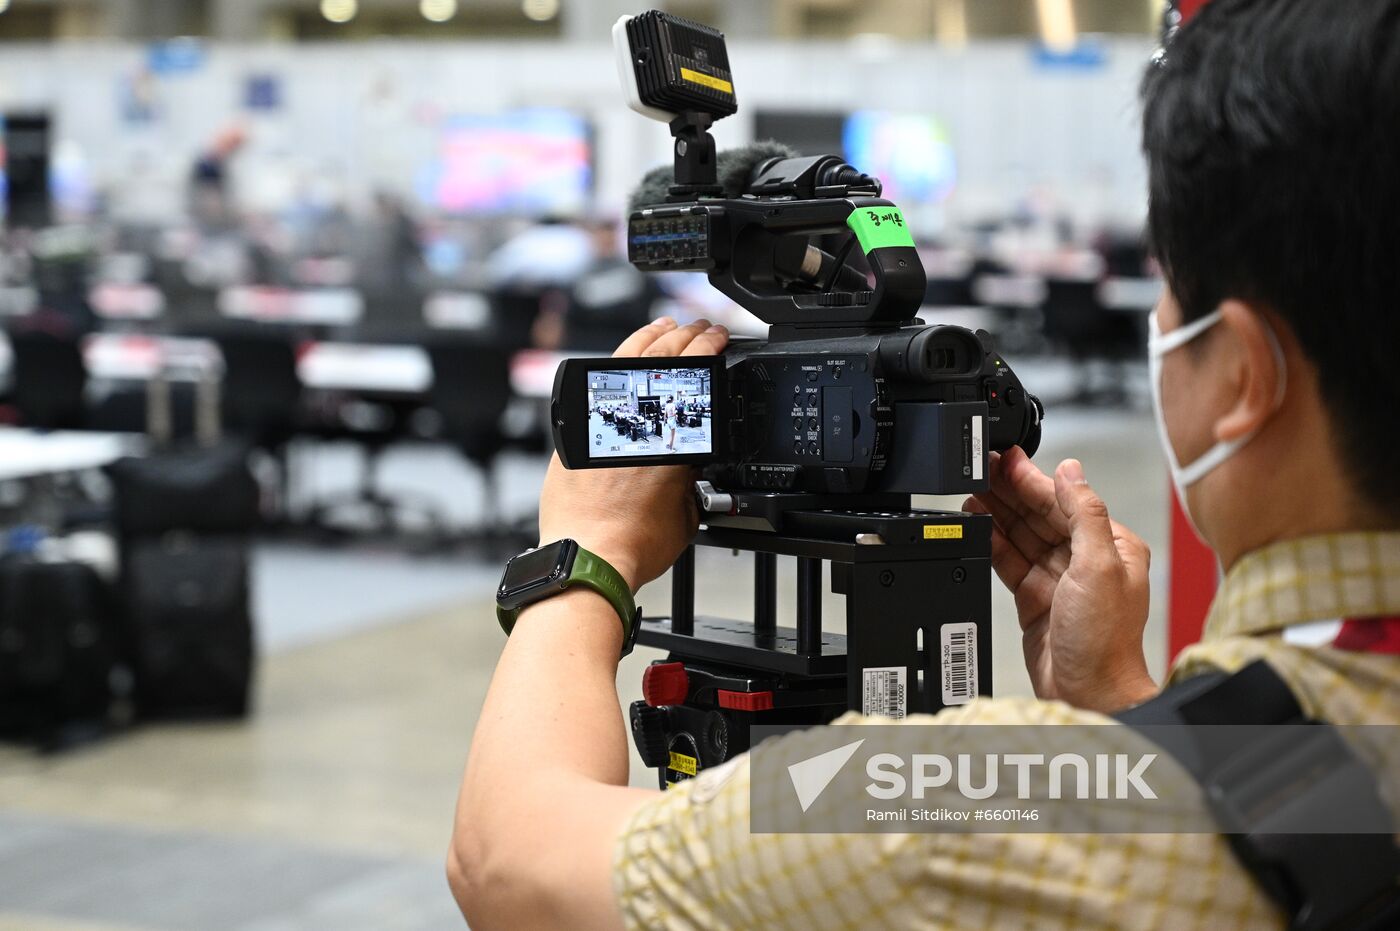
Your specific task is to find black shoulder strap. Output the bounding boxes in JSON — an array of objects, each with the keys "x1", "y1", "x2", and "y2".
[{"x1": 1116, "y1": 660, "x2": 1400, "y2": 931}]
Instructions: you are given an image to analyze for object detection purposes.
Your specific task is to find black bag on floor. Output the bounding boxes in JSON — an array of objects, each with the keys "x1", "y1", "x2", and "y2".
[
  {"x1": 0, "y1": 557, "x2": 115, "y2": 743},
  {"x1": 106, "y1": 441, "x2": 260, "y2": 540},
  {"x1": 123, "y1": 535, "x2": 253, "y2": 717}
]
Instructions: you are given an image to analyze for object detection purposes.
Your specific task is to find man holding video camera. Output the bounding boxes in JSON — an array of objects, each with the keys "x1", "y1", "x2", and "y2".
[{"x1": 450, "y1": 1, "x2": 1400, "y2": 927}]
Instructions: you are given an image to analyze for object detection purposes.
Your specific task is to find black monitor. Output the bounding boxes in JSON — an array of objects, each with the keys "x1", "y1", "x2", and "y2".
[
  {"x1": 751, "y1": 109, "x2": 847, "y2": 158},
  {"x1": 3, "y1": 112, "x2": 51, "y2": 230}
]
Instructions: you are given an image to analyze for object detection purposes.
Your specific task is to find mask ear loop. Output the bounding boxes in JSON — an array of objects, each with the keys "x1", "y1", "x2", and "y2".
[
  {"x1": 1156, "y1": 310, "x2": 1291, "y2": 489},
  {"x1": 1148, "y1": 308, "x2": 1225, "y2": 354},
  {"x1": 1150, "y1": 308, "x2": 1288, "y2": 407}
]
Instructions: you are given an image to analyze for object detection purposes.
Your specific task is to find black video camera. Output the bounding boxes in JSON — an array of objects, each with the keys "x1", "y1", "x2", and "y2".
[
  {"x1": 551, "y1": 11, "x2": 1043, "y2": 513},
  {"x1": 548, "y1": 11, "x2": 1046, "y2": 787}
]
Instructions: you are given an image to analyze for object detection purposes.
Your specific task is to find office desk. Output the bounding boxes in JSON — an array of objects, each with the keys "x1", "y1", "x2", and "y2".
[
  {"x1": 973, "y1": 274, "x2": 1047, "y2": 309},
  {"x1": 297, "y1": 342, "x2": 432, "y2": 395},
  {"x1": 0, "y1": 428, "x2": 141, "y2": 482},
  {"x1": 218, "y1": 286, "x2": 365, "y2": 327},
  {"x1": 0, "y1": 333, "x2": 583, "y2": 402},
  {"x1": 1100, "y1": 277, "x2": 1163, "y2": 313},
  {"x1": 90, "y1": 283, "x2": 166, "y2": 322},
  {"x1": 300, "y1": 346, "x2": 600, "y2": 400}
]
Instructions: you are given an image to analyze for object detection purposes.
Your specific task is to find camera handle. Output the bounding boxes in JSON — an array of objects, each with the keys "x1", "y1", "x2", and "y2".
[{"x1": 711, "y1": 198, "x2": 927, "y2": 328}]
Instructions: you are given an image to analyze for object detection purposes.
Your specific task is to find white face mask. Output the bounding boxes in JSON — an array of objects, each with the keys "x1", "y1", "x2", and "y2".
[{"x1": 1148, "y1": 309, "x2": 1287, "y2": 502}]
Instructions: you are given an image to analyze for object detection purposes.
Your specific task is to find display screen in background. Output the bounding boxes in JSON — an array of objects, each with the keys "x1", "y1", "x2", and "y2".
[
  {"x1": 843, "y1": 110, "x2": 957, "y2": 206},
  {"x1": 587, "y1": 366, "x2": 713, "y2": 459},
  {"x1": 419, "y1": 108, "x2": 592, "y2": 215}
]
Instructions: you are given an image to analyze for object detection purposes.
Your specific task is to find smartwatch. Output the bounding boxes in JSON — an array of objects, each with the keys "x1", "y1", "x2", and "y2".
[{"x1": 496, "y1": 539, "x2": 640, "y2": 657}]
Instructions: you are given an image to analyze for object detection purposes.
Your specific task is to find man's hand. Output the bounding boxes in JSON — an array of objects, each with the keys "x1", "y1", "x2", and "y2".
[
  {"x1": 537, "y1": 316, "x2": 729, "y2": 592},
  {"x1": 963, "y1": 446, "x2": 1157, "y2": 713}
]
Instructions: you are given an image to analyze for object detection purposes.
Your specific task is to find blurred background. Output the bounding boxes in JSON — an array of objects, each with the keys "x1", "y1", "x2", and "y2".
[{"x1": 0, "y1": 2, "x2": 1173, "y2": 928}]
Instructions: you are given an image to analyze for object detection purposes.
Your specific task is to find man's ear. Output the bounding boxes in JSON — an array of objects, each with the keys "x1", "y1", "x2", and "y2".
[{"x1": 1214, "y1": 300, "x2": 1288, "y2": 443}]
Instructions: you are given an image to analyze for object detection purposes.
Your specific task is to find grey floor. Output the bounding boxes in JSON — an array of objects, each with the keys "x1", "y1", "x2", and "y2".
[{"x1": 0, "y1": 360, "x2": 1169, "y2": 930}]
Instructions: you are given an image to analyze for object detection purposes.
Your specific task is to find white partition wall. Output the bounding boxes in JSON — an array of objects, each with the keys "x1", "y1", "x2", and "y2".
[{"x1": 0, "y1": 36, "x2": 1154, "y2": 230}]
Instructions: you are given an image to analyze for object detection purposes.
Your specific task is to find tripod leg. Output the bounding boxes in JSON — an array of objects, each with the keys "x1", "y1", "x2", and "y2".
[
  {"x1": 796, "y1": 557, "x2": 821, "y2": 655},
  {"x1": 754, "y1": 552, "x2": 776, "y2": 637},
  {"x1": 671, "y1": 545, "x2": 695, "y2": 636}
]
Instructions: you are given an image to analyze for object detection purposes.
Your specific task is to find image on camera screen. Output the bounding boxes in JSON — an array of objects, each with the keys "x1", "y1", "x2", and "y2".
[{"x1": 587, "y1": 367, "x2": 713, "y2": 459}]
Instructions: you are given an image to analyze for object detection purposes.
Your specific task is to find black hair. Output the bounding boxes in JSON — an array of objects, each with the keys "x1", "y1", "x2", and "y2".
[{"x1": 1141, "y1": 0, "x2": 1400, "y2": 518}]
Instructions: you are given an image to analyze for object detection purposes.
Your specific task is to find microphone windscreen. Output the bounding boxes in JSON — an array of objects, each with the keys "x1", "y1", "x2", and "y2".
[
  {"x1": 627, "y1": 163, "x2": 678, "y2": 215},
  {"x1": 715, "y1": 140, "x2": 799, "y2": 198},
  {"x1": 626, "y1": 141, "x2": 801, "y2": 214}
]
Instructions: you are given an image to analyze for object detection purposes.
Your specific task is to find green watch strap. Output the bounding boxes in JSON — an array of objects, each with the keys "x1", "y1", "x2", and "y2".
[{"x1": 496, "y1": 545, "x2": 638, "y2": 654}]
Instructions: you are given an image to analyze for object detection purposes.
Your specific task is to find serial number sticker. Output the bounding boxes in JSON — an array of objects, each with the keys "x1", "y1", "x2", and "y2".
[
  {"x1": 972, "y1": 415, "x2": 984, "y2": 481},
  {"x1": 923, "y1": 524, "x2": 963, "y2": 540},
  {"x1": 679, "y1": 67, "x2": 734, "y2": 94},
  {"x1": 941, "y1": 622, "x2": 978, "y2": 706},
  {"x1": 668, "y1": 751, "x2": 698, "y2": 776},
  {"x1": 862, "y1": 666, "x2": 906, "y2": 719}
]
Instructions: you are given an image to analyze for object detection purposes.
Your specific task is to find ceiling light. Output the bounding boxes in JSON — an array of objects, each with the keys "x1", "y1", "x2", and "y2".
[
  {"x1": 934, "y1": 0, "x2": 968, "y2": 47},
  {"x1": 522, "y1": 0, "x2": 560, "y2": 23},
  {"x1": 421, "y1": 0, "x2": 457, "y2": 23},
  {"x1": 320, "y1": 0, "x2": 357, "y2": 24},
  {"x1": 0, "y1": 0, "x2": 11, "y2": 15},
  {"x1": 1035, "y1": 0, "x2": 1077, "y2": 52}
]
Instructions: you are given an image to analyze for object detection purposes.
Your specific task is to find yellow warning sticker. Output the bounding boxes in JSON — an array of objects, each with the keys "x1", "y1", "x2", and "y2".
[
  {"x1": 668, "y1": 751, "x2": 698, "y2": 776},
  {"x1": 923, "y1": 525, "x2": 964, "y2": 540},
  {"x1": 680, "y1": 67, "x2": 734, "y2": 94}
]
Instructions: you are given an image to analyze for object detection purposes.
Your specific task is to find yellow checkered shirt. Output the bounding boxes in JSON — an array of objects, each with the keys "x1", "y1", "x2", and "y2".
[{"x1": 613, "y1": 532, "x2": 1400, "y2": 929}]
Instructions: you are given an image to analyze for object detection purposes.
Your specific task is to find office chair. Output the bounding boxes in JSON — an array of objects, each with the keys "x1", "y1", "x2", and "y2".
[
  {"x1": 1040, "y1": 277, "x2": 1144, "y2": 406},
  {"x1": 563, "y1": 262, "x2": 659, "y2": 352},
  {"x1": 6, "y1": 325, "x2": 88, "y2": 430},
  {"x1": 425, "y1": 335, "x2": 520, "y2": 547},
  {"x1": 210, "y1": 325, "x2": 303, "y2": 448},
  {"x1": 487, "y1": 287, "x2": 545, "y2": 351},
  {"x1": 190, "y1": 322, "x2": 306, "y2": 521},
  {"x1": 152, "y1": 256, "x2": 221, "y2": 326}
]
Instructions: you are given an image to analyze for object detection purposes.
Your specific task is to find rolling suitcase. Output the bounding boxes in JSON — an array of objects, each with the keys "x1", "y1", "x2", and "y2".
[
  {"x1": 123, "y1": 535, "x2": 253, "y2": 717},
  {"x1": 0, "y1": 557, "x2": 115, "y2": 744}
]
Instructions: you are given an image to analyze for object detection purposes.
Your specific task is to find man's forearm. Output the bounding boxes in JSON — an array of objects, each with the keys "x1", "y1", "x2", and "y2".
[
  {"x1": 465, "y1": 588, "x2": 630, "y2": 790},
  {"x1": 451, "y1": 588, "x2": 652, "y2": 930}
]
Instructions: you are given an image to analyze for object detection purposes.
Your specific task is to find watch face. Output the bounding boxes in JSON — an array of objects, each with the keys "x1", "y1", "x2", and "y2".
[{"x1": 499, "y1": 542, "x2": 574, "y2": 603}]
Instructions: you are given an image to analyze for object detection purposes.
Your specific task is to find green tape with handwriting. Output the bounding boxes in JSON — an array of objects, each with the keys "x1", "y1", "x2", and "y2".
[{"x1": 847, "y1": 206, "x2": 916, "y2": 253}]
